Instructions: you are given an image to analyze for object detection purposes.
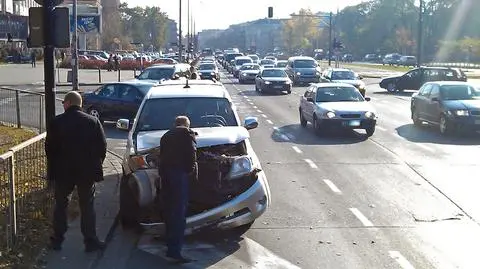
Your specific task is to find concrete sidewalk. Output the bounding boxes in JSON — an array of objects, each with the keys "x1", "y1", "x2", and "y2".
[{"x1": 38, "y1": 151, "x2": 123, "y2": 269}]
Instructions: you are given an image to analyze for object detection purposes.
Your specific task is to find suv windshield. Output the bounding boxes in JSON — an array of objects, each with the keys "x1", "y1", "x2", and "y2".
[
  {"x1": 316, "y1": 87, "x2": 364, "y2": 102},
  {"x1": 332, "y1": 71, "x2": 356, "y2": 80},
  {"x1": 294, "y1": 60, "x2": 317, "y2": 68},
  {"x1": 199, "y1": 64, "x2": 216, "y2": 70},
  {"x1": 260, "y1": 59, "x2": 275, "y2": 65},
  {"x1": 276, "y1": 62, "x2": 288, "y2": 67},
  {"x1": 241, "y1": 65, "x2": 260, "y2": 70},
  {"x1": 136, "y1": 97, "x2": 238, "y2": 131},
  {"x1": 138, "y1": 68, "x2": 175, "y2": 80},
  {"x1": 262, "y1": 69, "x2": 287, "y2": 77},
  {"x1": 440, "y1": 85, "x2": 480, "y2": 100}
]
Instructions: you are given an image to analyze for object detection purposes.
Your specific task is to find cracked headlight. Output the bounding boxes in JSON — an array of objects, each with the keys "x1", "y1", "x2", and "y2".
[
  {"x1": 365, "y1": 111, "x2": 376, "y2": 118},
  {"x1": 227, "y1": 156, "x2": 253, "y2": 180},
  {"x1": 326, "y1": 111, "x2": 336, "y2": 118}
]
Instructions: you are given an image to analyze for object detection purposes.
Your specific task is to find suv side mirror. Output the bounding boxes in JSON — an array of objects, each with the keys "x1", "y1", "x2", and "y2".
[
  {"x1": 365, "y1": 97, "x2": 371, "y2": 101},
  {"x1": 306, "y1": 97, "x2": 314, "y2": 102},
  {"x1": 116, "y1": 119, "x2": 130, "y2": 131},
  {"x1": 431, "y1": 97, "x2": 439, "y2": 102},
  {"x1": 244, "y1": 116, "x2": 259, "y2": 130},
  {"x1": 134, "y1": 75, "x2": 139, "y2": 79}
]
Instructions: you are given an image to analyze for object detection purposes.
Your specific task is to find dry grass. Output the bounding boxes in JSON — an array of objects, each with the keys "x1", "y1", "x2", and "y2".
[{"x1": 0, "y1": 126, "x2": 37, "y2": 155}]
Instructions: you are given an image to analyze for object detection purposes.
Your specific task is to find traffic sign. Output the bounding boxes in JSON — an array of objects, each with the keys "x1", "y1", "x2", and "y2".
[{"x1": 34, "y1": 0, "x2": 64, "y2": 6}]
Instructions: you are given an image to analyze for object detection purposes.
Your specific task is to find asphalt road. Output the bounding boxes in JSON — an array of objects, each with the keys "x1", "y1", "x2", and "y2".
[{"x1": 91, "y1": 69, "x2": 480, "y2": 269}]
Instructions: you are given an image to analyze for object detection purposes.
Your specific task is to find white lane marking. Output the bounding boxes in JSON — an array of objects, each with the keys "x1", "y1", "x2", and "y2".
[
  {"x1": 256, "y1": 109, "x2": 263, "y2": 113},
  {"x1": 323, "y1": 179, "x2": 342, "y2": 194},
  {"x1": 349, "y1": 208, "x2": 374, "y2": 227},
  {"x1": 253, "y1": 106, "x2": 258, "y2": 109},
  {"x1": 249, "y1": 102, "x2": 254, "y2": 105},
  {"x1": 376, "y1": 125, "x2": 387, "y2": 131},
  {"x1": 266, "y1": 119, "x2": 274, "y2": 125},
  {"x1": 292, "y1": 146, "x2": 302, "y2": 154},
  {"x1": 273, "y1": 126, "x2": 279, "y2": 131},
  {"x1": 389, "y1": 251, "x2": 415, "y2": 269},
  {"x1": 261, "y1": 114, "x2": 268, "y2": 118},
  {"x1": 303, "y1": 159, "x2": 318, "y2": 169},
  {"x1": 243, "y1": 237, "x2": 302, "y2": 269}
]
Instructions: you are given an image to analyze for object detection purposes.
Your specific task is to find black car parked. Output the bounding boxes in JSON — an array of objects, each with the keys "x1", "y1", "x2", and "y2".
[
  {"x1": 380, "y1": 67, "x2": 467, "y2": 93},
  {"x1": 82, "y1": 81, "x2": 157, "y2": 123},
  {"x1": 255, "y1": 68, "x2": 292, "y2": 94},
  {"x1": 411, "y1": 81, "x2": 480, "y2": 135}
]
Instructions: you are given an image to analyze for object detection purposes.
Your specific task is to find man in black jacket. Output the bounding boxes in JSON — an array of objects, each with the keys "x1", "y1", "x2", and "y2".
[
  {"x1": 158, "y1": 116, "x2": 197, "y2": 263},
  {"x1": 45, "y1": 91, "x2": 107, "y2": 252}
]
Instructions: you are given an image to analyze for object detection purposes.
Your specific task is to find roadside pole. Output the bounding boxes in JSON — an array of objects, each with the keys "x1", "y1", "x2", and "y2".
[
  {"x1": 178, "y1": 0, "x2": 183, "y2": 63},
  {"x1": 72, "y1": 0, "x2": 79, "y2": 91},
  {"x1": 43, "y1": 0, "x2": 56, "y2": 127}
]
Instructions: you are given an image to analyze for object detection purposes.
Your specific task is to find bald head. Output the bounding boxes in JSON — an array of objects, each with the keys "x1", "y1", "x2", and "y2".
[
  {"x1": 175, "y1": 116, "x2": 190, "y2": 128},
  {"x1": 63, "y1": 91, "x2": 82, "y2": 110}
]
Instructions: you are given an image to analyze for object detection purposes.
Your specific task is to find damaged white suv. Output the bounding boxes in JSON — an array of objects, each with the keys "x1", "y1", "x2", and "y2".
[{"x1": 116, "y1": 80, "x2": 271, "y2": 234}]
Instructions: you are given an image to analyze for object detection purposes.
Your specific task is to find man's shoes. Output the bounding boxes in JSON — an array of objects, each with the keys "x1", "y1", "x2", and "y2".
[
  {"x1": 85, "y1": 240, "x2": 106, "y2": 253},
  {"x1": 165, "y1": 253, "x2": 195, "y2": 264}
]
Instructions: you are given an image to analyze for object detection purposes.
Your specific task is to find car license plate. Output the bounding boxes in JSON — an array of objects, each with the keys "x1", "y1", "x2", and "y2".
[
  {"x1": 274, "y1": 85, "x2": 283, "y2": 89},
  {"x1": 348, "y1": 120, "x2": 361, "y2": 127},
  {"x1": 475, "y1": 120, "x2": 480, "y2": 125}
]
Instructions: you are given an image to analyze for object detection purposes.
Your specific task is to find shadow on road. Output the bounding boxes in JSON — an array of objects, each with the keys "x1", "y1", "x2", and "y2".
[
  {"x1": 272, "y1": 124, "x2": 367, "y2": 145},
  {"x1": 372, "y1": 90, "x2": 414, "y2": 97},
  {"x1": 395, "y1": 124, "x2": 480, "y2": 145},
  {"x1": 132, "y1": 227, "x2": 247, "y2": 268}
]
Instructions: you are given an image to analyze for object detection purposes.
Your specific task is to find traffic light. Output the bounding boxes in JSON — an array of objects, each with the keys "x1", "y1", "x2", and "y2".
[
  {"x1": 189, "y1": 42, "x2": 194, "y2": 53},
  {"x1": 7, "y1": 33, "x2": 12, "y2": 42},
  {"x1": 333, "y1": 38, "x2": 344, "y2": 49},
  {"x1": 268, "y1": 7, "x2": 273, "y2": 18}
]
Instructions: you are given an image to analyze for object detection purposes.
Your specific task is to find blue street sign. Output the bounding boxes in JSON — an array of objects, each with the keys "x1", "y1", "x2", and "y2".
[{"x1": 70, "y1": 15, "x2": 100, "y2": 33}]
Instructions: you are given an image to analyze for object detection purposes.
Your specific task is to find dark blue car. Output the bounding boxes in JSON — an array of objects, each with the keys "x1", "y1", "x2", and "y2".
[{"x1": 82, "y1": 81, "x2": 157, "y2": 123}]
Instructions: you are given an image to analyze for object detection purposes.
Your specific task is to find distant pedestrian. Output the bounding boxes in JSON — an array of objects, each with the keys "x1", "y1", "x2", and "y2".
[
  {"x1": 107, "y1": 54, "x2": 113, "y2": 71},
  {"x1": 45, "y1": 91, "x2": 107, "y2": 252},
  {"x1": 31, "y1": 51, "x2": 36, "y2": 68},
  {"x1": 114, "y1": 54, "x2": 120, "y2": 71},
  {"x1": 158, "y1": 116, "x2": 197, "y2": 263}
]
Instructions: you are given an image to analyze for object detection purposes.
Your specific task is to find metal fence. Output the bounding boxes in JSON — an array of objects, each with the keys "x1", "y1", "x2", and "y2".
[
  {"x1": 0, "y1": 87, "x2": 46, "y2": 133},
  {"x1": 0, "y1": 133, "x2": 51, "y2": 252}
]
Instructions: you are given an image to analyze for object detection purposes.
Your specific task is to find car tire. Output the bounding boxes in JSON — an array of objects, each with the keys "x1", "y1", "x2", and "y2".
[
  {"x1": 299, "y1": 110, "x2": 307, "y2": 127},
  {"x1": 412, "y1": 108, "x2": 422, "y2": 126},
  {"x1": 119, "y1": 176, "x2": 140, "y2": 230},
  {"x1": 88, "y1": 108, "x2": 104, "y2": 124},
  {"x1": 439, "y1": 114, "x2": 452, "y2": 135},
  {"x1": 387, "y1": 83, "x2": 397, "y2": 93},
  {"x1": 313, "y1": 115, "x2": 323, "y2": 135},
  {"x1": 366, "y1": 126, "x2": 375, "y2": 137}
]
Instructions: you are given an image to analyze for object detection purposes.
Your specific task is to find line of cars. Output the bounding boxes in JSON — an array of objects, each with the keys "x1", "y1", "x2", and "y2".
[{"x1": 82, "y1": 71, "x2": 272, "y2": 235}]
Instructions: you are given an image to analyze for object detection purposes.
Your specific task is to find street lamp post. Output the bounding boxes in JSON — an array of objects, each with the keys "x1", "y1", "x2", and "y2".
[
  {"x1": 72, "y1": 0, "x2": 79, "y2": 91},
  {"x1": 417, "y1": 0, "x2": 423, "y2": 67},
  {"x1": 178, "y1": 0, "x2": 182, "y2": 63},
  {"x1": 187, "y1": 0, "x2": 190, "y2": 61}
]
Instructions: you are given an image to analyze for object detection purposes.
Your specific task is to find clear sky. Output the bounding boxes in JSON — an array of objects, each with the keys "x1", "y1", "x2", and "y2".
[{"x1": 124, "y1": 0, "x2": 365, "y2": 31}]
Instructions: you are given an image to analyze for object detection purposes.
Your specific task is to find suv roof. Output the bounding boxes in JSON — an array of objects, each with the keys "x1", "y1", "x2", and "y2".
[
  {"x1": 289, "y1": 56, "x2": 315, "y2": 60},
  {"x1": 146, "y1": 80, "x2": 230, "y2": 99}
]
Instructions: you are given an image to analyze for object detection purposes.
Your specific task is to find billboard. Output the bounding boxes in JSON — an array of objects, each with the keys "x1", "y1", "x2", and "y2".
[
  {"x1": 0, "y1": 14, "x2": 28, "y2": 40},
  {"x1": 70, "y1": 15, "x2": 100, "y2": 33}
]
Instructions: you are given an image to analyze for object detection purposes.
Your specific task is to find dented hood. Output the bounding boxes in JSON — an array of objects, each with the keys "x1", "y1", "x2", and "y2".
[{"x1": 136, "y1": 126, "x2": 250, "y2": 152}]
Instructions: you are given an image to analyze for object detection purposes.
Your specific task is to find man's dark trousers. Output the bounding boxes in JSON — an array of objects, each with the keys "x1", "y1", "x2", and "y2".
[
  {"x1": 162, "y1": 169, "x2": 189, "y2": 257},
  {"x1": 52, "y1": 179, "x2": 97, "y2": 245}
]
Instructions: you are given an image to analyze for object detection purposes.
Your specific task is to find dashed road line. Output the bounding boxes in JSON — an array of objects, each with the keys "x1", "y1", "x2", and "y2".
[
  {"x1": 291, "y1": 146, "x2": 302, "y2": 154},
  {"x1": 389, "y1": 251, "x2": 415, "y2": 269},
  {"x1": 261, "y1": 114, "x2": 268, "y2": 118},
  {"x1": 303, "y1": 159, "x2": 318, "y2": 169},
  {"x1": 243, "y1": 96, "x2": 249, "y2": 99},
  {"x1": 253, "y1": 106, "x2": 258, "y2": 109},
  {"x1": 349, "y1": 208, "x2": 374, "y2": 227},
  {"x1": 256, "y1": 109, "x2": 263, "y2": 113},
  {"x1": 323, "y1": 179, "x2": 342, "y2": 194},
  {"x1": 266, "y1": 119, "x2": 274, "y2": 125}
]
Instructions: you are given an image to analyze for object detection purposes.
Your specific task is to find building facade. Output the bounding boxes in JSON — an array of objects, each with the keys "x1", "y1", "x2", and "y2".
[
  {"x1": 165, "y1": 18, "x2": 178, "y2": 50},
  {"x1": 1, "y1": 0, "x2": 39, "y2": 42}
]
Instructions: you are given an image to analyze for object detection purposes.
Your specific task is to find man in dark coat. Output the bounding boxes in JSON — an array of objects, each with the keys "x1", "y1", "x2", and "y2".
[
  {"x1": 45, "y1": 91, "x2": 107, "y2": 252},
  {"x1": 158, "y1": 116, "x2": 197, "y2": 263}
]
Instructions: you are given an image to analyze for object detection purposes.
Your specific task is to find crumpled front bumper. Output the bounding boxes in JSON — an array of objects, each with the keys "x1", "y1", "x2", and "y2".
[{"x1": 133, "y1": 168, "x2": 271, "y2": 235}]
